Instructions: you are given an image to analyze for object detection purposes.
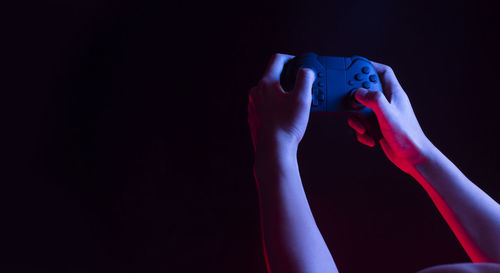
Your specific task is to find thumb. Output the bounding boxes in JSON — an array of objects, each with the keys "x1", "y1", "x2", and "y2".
[
  {"x1": 354, "y1": 88, "x2": 391, "y2": 117},
  {"x1": 292, "y1": 68, "x2": 316, "y2": 103}
]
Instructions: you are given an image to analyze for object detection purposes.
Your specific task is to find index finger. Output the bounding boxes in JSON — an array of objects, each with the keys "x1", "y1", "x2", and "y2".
[
  {"x1": 370, "y1": 61, "x2": 402, "y2": 91},
  {"x1": 262, "y1": 53, "x2": 295, "y2": 82}
]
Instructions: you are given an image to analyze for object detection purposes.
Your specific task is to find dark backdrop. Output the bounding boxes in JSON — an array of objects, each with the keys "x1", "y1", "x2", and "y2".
[{"x1": 2, "y1": 0, "x2": 500, "y2": 272}]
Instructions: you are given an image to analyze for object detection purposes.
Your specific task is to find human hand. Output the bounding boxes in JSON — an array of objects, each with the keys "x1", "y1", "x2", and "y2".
[
  {"x1": 248, "y1": 53, "x2": 316, "y2": 155},
  {"x1": 347, "y1": 62, "x2": 433, "y2": 174}
]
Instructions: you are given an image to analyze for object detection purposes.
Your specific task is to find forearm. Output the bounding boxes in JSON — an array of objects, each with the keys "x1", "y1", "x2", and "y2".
[
  {"x1": 409, "y1": 143, "x2": 500, "y2": 263},
  {"x1": 254, "y1": 142, "x2": 338, "y2": 273}
]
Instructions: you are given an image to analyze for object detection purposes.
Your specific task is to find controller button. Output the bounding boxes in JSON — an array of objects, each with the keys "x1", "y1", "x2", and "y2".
[
  {"x1": 362, "y1": 81, "x2": 371, "y2": 89},
  {"x1": 361, "y1": 66, "x2": 370, "y2": 74},
  {"x1": 312, "y1": 96, "x2": 319, "y2": 106},
  {"x1": 369, "y1": 75, "x2": 377, "y2": 83},
  {"x1": 318, "y1": 72, "x2": 324, "y2": 78},
  {"x1": 312, "y1": 88, "x2": 319, "y2": 106},
  {"x1": 354, "y1": 73, "x2": 363, "y2": 81}
]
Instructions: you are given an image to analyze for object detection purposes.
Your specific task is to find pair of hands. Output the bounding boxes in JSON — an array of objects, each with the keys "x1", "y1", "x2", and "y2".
[{"x1": 248, "y1": 53, "x2": 433, "y2": 174}]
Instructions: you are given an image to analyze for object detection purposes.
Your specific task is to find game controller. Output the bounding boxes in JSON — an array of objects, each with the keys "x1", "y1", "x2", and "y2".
[{"x1": 280, "y1": 52, "x2": 384, "y2": 140}]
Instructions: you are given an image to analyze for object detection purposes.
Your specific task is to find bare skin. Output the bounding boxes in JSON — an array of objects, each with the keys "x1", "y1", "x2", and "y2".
[
  {"x1": 249, "y1": 54, "x2": 338, "y2": 273},
  {"x1": 350, "y1": 64, "x2": 500, "y2": 272},
  {"x1": 249, "y1": 53, "x2": 500, "y2": 273},
  {"x1": 418, "y1": 263, "x2": 500, "y2": 273}
]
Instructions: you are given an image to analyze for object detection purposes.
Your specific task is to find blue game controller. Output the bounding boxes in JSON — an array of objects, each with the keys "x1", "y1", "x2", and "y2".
[{"x1": 280, "y1": 52, "x2": 384, "y2": 140}]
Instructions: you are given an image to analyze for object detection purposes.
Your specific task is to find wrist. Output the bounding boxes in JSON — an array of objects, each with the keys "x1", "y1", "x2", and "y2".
[
  {"x1": 254, "y1": 131, "x2": 299, "y2": 158},
  {"x1": 253, "y1": 135, "x2": 299, "y2": 176},
  {"x1": 254, "y1": 140, "x2": 297, "y2": 165},
  {"x1": 405, "y1": 139, "x2": 440, "y2": 177}
]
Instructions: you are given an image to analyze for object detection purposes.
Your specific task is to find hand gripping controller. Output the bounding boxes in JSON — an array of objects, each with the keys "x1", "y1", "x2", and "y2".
[{"x1": 280, "y1": 52, "x2": 384, "y2": 140}]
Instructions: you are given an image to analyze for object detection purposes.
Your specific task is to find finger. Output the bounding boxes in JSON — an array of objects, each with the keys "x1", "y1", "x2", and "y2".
[
  {"x1": 354, "y1": 88, "x2": 391, "y2": 119},
  {"x1": 262, "y1": 53, "x2": 294, "y2": 82},
  {"x1": 347, "y1": 116, "x2": 366, "y2": 134},
  {"x1": 292, "y1": 68, "x2": 315, "y2": 104},
  {"x1": 370, "y1": 61, "x2": 401, "y2": 91},
  {"x1": 370, "y1": 61, "x2": 409, "y2": 104},
  {"x1": 379, "y1": 138, "x2": 394, "y2": 158},
  {"x1": 356, "y1": 132, "x2": 376, "y2": 147}
]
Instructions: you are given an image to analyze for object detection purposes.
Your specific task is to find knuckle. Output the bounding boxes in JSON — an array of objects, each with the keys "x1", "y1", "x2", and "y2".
[
  {"x1": 379, "y1": 64, "x2": 393, "y2": 77},
  {"x1": 383, "y1": 65, "x2": 393, "y2": 73},
  {"x1": 271, "y1": 53, "x2": 282, "y2": 62},
  {"x1": 271, "y1": 53, "x2": 293, "y2": 65},
  {"x1": 382, "y1": 65, "x2": 396, "y2": 79},
  {"x1": 371, "y1": 91, "x2": 383, "y2": 101}
]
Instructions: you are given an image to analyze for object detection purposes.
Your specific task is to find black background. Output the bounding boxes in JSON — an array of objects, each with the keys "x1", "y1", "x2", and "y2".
[{"x1": 2, "y1": 0, "x2": 500, "y2": 272}]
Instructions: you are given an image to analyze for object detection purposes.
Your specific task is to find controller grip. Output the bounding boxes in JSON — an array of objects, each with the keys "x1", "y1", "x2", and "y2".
[{"x1": 353, "y1": 112, "x2": 383, "y2": 141}]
